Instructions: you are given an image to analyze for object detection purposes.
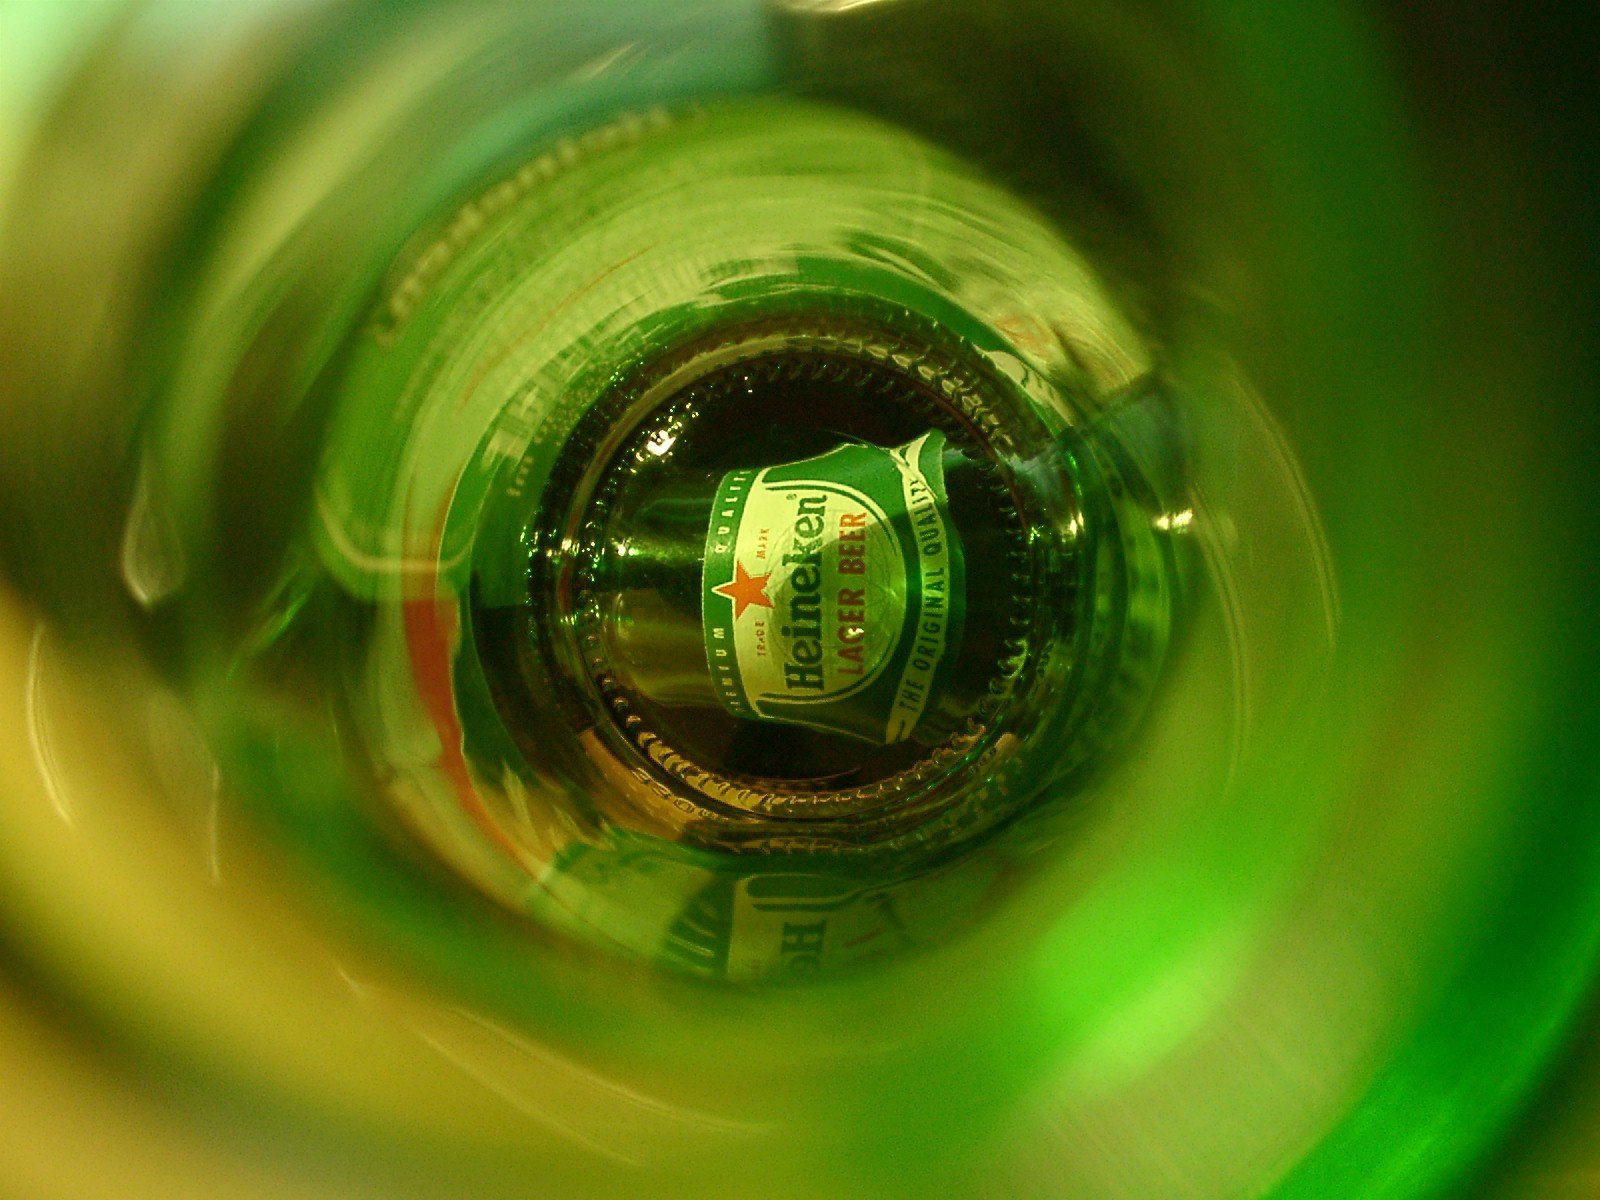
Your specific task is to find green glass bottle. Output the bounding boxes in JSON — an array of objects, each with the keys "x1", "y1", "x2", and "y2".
[
  {"x1": 582, "y1": 349, "x2": 1032, "y2": 763},
  {"x1": 8, "y1": 4, "x2": 1600, "y2": 1200},
  {"x1": 452, "y1": 293, "x2": 1190, "y2": 902}
]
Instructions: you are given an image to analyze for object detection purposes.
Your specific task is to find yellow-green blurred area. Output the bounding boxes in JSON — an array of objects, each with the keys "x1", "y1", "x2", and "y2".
[{"x1": 1, "y1": 1, "x2": 1598, "y2": 1198}]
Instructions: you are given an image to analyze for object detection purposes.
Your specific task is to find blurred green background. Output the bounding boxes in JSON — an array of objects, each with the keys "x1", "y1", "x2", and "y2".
[{"x1": 1, "y1": 1, "x2": 1597, "y2": 1198}]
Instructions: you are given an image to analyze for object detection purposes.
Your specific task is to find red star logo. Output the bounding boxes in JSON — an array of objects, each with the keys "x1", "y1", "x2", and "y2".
[{"x1": 713, "y1": 560, "x2": 773, "y2": 619}]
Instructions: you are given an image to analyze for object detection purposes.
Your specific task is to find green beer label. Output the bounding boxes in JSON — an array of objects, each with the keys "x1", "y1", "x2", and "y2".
[{"x1": 701, "y1": 432, "x2": 966, "y2": 744}]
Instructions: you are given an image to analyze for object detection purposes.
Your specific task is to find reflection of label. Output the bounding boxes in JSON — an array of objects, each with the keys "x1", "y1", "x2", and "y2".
[
  {"x1": 701, "y1": 433, "x2": 964, "y2": 744},
  {"x1": 725, "y1": 874, "x2": 889, "y2": 981}
]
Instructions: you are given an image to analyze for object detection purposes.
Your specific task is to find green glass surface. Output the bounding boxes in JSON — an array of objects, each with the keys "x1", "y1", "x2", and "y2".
[{"x1": 0, "y1": 0, "x2": 1596, "y2": 1197}]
